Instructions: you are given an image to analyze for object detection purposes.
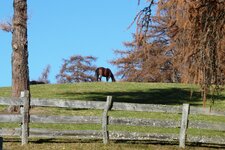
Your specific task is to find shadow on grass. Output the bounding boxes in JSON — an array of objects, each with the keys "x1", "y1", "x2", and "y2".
[
  {"x1": 4, "y1": 138, "x2": 225, "y2": 149},
  {"x1": 58, "y1": 88, "x2": 209, "y2": 105}
]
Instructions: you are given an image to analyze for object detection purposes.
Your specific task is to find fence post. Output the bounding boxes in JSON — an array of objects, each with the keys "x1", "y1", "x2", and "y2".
[
  {"x1": 102, "y1": 96, "x2": 112, "y2": 144},
  {"x1": 0, "y1": 137, "x2": 2, "y2": 150},
  {"x1": 20, "y1": 90, "x2": 30, "y2": 145},
  {"x1": 179, "y1": 103, "x2": 190, "y2": 148}
]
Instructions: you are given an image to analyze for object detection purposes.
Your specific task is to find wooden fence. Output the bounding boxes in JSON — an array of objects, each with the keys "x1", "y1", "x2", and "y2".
[{"x1": 0, "y1": 91, "x2": 225, "y2": 148}]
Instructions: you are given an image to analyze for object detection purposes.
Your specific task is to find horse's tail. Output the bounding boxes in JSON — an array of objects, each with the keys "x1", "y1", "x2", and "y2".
[{"x1": 111, "y1": 72, "x2": 116, "y2": 82}]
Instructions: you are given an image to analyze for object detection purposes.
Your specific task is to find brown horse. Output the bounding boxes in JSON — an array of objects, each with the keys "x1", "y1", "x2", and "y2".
[{"x1": 95, "y1": 67, "x2": 116, "y2": 82}]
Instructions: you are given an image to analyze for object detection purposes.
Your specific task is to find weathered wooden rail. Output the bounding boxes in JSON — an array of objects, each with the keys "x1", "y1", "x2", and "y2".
[{"x1": 0, "y1": 91, "x2": 225, "y2": 148}]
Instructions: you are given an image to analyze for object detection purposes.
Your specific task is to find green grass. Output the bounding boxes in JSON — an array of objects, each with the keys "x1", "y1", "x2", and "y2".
[
  {"x1": 29, "y1": 82, "x2": 225, "y2": 110},
  {"x1": 1, "y1": 82, "x2": 201, "y2": 103},
  {"x1": 0, "y1": 82, "x2": 223, "y2": 104},
  {"x1": 0, "y1": 82, "x2": 225, "y2": 147}
]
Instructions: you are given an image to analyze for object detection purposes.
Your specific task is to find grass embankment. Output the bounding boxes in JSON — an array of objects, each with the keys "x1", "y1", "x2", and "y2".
[{"x1": 0, "y1": 82, "x2": 225, "y2": 148}]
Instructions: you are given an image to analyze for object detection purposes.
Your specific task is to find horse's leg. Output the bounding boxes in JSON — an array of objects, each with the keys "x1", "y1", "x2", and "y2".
[
  {"x1": 106, "y1": 77, "x2": 109, "y2": 82},
  {"x1": 99, "y1": 75, "x2": 102, "y2": 82}
]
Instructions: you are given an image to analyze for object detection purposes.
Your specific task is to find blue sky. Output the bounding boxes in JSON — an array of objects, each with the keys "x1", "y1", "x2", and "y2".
[{"x1": 0, "y1": 0, "x2": 147, "y2": 87}]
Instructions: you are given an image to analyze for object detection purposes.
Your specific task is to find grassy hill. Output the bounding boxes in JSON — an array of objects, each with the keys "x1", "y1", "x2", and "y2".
[
  {"x1": 0, "y1": 82, "x2": 224, "y2": 110},
  {"x1": 0, "y1": 82, "x2": 225, "y2": 149}
]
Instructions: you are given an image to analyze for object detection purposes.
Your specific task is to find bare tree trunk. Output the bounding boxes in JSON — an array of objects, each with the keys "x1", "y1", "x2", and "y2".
[{"x1": 9, "y1": 0, "x2": 30, "y2": 113}]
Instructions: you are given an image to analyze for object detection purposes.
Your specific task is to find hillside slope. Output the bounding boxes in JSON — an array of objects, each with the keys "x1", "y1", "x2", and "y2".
[{"x1": 0, "y1": 82, "x2": 224, "y2": 111}]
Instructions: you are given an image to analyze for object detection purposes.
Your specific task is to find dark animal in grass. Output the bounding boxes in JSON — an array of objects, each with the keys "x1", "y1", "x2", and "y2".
[{"x1": 95, "y1": 67, "x2": 116, "y2": 82}]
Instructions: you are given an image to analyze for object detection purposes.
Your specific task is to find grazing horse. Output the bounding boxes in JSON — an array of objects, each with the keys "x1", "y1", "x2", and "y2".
[{"x1": 95, "y1": 67, "x2": 116, "y2": 82}]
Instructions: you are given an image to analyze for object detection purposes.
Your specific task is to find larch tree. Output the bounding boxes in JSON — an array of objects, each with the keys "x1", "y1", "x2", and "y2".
[
  {"x1": 56, "y1": 55, "x2": 97, "y2": 83},
  {"x1": 113, "y1": 0, "x2": 225, "y2": 107},
  {"x1": 186, "y1": 0, "x2": 225, "y2": 107},
  {"x1": 111, "y1": 0, "x2": 175, "y2": 82},
  {"x1": 146, "y1": 0, "x2": 225, "y2": 107},
  {"x1": 156, "y1": 0, "x2": 225, "y2": 107}
]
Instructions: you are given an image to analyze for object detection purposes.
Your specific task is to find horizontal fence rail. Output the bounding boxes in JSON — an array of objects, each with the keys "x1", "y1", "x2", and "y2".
[
  {"x1": 112, "y1": 102, "x2": 182, "y2": 113},
  {"x1": 30, "y1": 115, "x2": 101, "y2": 124},
  {"x1": 29, "y1": 128, "x2": 103, "y2": 139},
  {"x1": 1, "y1": 114, "x2": 224, "y2": 131},
  {"x1": 0, "y1": 97, "x2": 23, "y2": 105},
  {"x1": 0, "y1": 97, "x2": 224, "y2": 116},
  {"x1": 109, "y1": 117, "x2": 180, "y2": 128},
  {"x1": 31, "y1": 98, "x2": 106, "y2": 109},
  {"x1": 0, "y1": 93, "x2": 225, "y2": 148},
  {"x1": 0, "y1": 114, "x2": 21, "y2": 123},
  {"x1": 187, "y1": 135, "x2": 225, "y2": 145},
  {"x1": 189, "y1": 121, "x2": 225, "y2": 131}
]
